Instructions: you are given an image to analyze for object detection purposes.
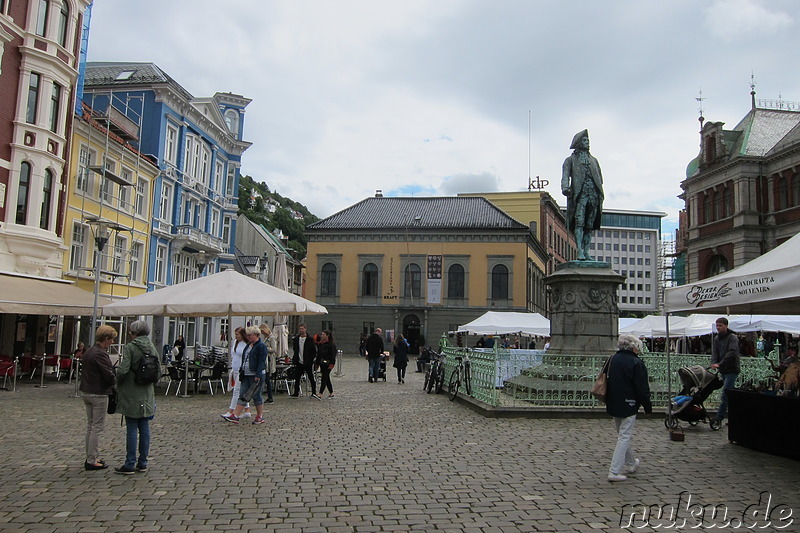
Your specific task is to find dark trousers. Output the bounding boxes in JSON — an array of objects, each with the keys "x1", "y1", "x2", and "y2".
[
  {"x1": 293, "y1": 363, "x2": 316, "y2": 395},
  {"x1": 320, "y1": 366, "x2": 333, "y2": 394}
]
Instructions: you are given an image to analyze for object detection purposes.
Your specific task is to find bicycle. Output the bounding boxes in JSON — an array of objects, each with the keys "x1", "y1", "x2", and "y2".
[
  {"x1": 424, "y1": 351, "x2": 445, "y2": 394},
  {"x1": 448, "y1": 354, "x2": 472, "y2": 401}
]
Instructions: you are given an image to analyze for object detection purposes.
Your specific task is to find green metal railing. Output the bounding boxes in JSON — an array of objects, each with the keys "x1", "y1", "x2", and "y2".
[{"x1": 439, "y1": 341, "x2": 776, "y2": 410}]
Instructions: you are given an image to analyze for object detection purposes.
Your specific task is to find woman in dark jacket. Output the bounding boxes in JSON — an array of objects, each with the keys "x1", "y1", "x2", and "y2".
[
  {"x1": 79, "y1": 325, "x2": 117, "y2": 471},
  {"x1": 226, "y1": 326, "x2": 268, "y2": 425},
  {"x1": 114, "y1": 320, "x2": 158, "y2": 475},
  {"x1": 317, "y1": 330, "x2": 337, "y2": 398},
  {"x1": 605, "y1": 334, "x2": 652, "y2": 482},
  {"x1": 393, "y1": 334, "x2": 410, "y2": 384}
]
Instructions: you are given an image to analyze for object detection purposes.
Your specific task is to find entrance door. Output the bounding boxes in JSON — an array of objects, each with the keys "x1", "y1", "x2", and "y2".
[{"x1": 402, "y1": 314, "x2": 421, "y2": 355}]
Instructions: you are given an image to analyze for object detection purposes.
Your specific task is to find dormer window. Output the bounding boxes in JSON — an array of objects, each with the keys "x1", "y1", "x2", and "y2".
[
  {"x1": 704, "y1": 133, "x2": 717, "y2": 163},
  {"x1": 224, "y1": 109, "x2": 239, "y2": 135}
]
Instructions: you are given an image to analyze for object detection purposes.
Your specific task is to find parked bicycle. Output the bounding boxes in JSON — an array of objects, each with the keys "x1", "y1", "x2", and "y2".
[
  {"x1": 448, "y1": 354, "x2": 472, "y2": 401},
  {"x1": 424, "y1": 351, "x2": 445, "y2": 394}
]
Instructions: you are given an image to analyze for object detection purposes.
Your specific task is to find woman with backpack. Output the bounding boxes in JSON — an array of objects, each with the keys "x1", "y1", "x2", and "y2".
[{"x1": 114, "y1": 320, "x2": 158, "y2": 475}]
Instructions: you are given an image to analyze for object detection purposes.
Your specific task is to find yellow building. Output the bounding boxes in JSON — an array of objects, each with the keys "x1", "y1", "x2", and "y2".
[
  {"x1": 61, "y1": 103, "x2": 159, "y2": 346},
  {"x1": 459, "y1": 190, "x2": 576, "y2": 275},
  {"x1": 302, "y1": 195, "x2": 548, "y2": 353}
]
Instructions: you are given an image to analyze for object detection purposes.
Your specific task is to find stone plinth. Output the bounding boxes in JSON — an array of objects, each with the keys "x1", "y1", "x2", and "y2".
[{"x1": 544, "y1": 261, "x2": 625, "y2": 355}]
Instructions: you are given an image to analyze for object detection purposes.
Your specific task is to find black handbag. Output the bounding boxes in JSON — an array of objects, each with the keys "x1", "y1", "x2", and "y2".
[
  {"x1": 107, "y1": 388, "x2": 118, "y2": 414},
  {"x1": 239, "y1": 380, "x2": 261, "y2": 403}
]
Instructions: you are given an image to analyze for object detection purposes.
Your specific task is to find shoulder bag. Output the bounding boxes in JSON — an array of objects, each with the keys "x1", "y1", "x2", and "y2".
[{"x1": 590, "y1": 355, "x2": 614, "y2": 403}]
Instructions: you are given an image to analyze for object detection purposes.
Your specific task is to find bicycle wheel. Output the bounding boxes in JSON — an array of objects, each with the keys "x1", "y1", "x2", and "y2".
[
  {"x1": 448, "y1": 368, "x2": 461, "y2": 401},
  {"x1": 434, "y1": 364, "x2": 445, "y2": 394},
  {"x1": 426, "y1": 362, "x2": 438, "y2": 393},
  {"x1": 423, "y1": 366, "x2": 432, "y2": 391},
  {"x1": 464, "y1": 362, "x2": 472, "y2": 396}
]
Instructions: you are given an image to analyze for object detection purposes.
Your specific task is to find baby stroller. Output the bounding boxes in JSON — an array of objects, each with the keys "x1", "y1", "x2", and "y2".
[{"x1": 665, "y1": 365, "x2": 724, "y2": 431}]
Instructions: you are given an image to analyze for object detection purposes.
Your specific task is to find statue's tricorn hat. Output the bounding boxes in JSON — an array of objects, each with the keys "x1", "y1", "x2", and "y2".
[{"x1": 570, "y1": 129, "x2": 589, "y2": 149}]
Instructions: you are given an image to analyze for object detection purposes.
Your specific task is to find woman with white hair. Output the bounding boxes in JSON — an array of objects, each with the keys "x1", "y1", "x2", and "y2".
[{"x1": 605, "y1": 333, "x2": 652, "y2": 482}]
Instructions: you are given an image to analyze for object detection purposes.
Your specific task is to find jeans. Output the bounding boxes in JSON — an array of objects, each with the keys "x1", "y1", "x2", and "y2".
[
  {"x1": 294, "y1": 364, "x2": 316, "y2": 396},
  {"x1": 125, "y1": 417, "x2": 151, "y2": 470},
  {"x1": 238, "y1": 374, "x2": 263, "y2": 406},
  {"x1": 610, "y1": 415, "x2": 637, "y2": 475},
  {"x1": 396, "y1": 366, "x2": 406, "y2": 382},
  {"x1": 369, "y1": 357, "x2": 381, "y2": 380},
  {"x1": 716, "y1": 372, "x2": 738, "y2": 420},
  {"x1": 82, "y1": 394, "x2": 107, "y2": 464}
]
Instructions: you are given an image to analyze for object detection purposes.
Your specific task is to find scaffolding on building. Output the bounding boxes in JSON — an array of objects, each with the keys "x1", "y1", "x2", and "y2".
[{"x1": 657, "y1": 234, "x2": 677, "y2": 314}]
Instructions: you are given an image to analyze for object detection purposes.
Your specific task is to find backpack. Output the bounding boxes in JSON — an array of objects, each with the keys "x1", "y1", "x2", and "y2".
[{"x1": 133, "y1": 349, "x2": 161, "y2": 385}]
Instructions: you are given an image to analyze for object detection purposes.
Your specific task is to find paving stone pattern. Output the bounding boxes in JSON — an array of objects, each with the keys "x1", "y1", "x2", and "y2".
[{"x1": 1, "y1": 355, "x2": 798, "y2": 532}]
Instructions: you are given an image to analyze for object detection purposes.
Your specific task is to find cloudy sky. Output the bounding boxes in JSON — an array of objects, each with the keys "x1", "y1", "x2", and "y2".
[{"x1": 86, "y1": 0, "x2": 800, "y2": 235}]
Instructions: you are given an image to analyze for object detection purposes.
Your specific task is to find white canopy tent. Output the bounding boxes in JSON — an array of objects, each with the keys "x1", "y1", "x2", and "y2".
[
  {"x1": 621, "y1": 314, "x2": 800, "y2": 337},
  {"x1": 457, "y1": 311, "x2": 550, "y2": 336},
  {"x1": 665, "y1": 232, "x2": 800, "y2": 315}
]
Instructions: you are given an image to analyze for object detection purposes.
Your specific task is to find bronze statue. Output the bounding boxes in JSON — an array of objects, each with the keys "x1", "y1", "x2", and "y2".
[{"x1": 561, "y1": 129, "x2": 604, "y2": 260}]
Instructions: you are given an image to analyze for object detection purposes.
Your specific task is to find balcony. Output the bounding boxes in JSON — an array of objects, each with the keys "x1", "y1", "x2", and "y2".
[{"x1": 172, "y1": 225, "x2": 224, "y2": 254}]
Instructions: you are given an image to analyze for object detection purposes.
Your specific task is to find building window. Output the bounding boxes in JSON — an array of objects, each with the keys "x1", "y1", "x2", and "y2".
[
  {"x1": 159, "y1": 182, "x2": 172, "y2": 220},
  {"x1": 49, "y1": 82, "x2": 62, "y2": 132},
  {"x1": 793, "y1": 173, "x2": 800, "y2": 206},
  {"x1": 16, "y1": 162, "x2": 31, "y2": 224},
  {"x1": 222, "y1": 215, "x2": 231, "y2": 245},
  {"x1": 165, "y1": 123, "x2": 178, "y2": 165},
  {"x1": 57, "y1": 0, "x2": 69, "y2": 46},
  {"x1": 210, "y1": 208, "x2": 220, "y2": 237},
  {"x1": 101, "y1": 178, "x2": 113, "y2": 204},
  {"x1": 155, "y1": 244, "x2": 167, "y2": 284},
  {"x1": 404, "y1": 263, "x2": 421, "y2": 298},
  {"x1": 226, "y1": 165, "x2": 236, "y2": 197},
  {"x1": 723, "y1": 186, "x2": 733, "y2": 217},
  {"x1": 707, "y1": 254, "x2": 728, "y2": 277},
  {"x1": 321, "y1": 263, "x2": 337, "y2": 296},
  {"x1": 778, "y1": 176, "x2": 789, "y2": 210},
  {"x1": 214, "y1": 160, "x2": 224, "y2": 195},
  {"x1": 26, "y1": 72, "x2": 41, "y2": 124},
  {"x1": 224, "y1": 109, "x2": 239, "y2": 135},
  {"x1": 713, "y1": 190, "x2": 723, "y2": 221},
  {"x1": 112, "y1": 235, "x2": 127, "y2": 274},
  {"x1": 40, "y1": 169, "x2": 53, "y2": 230},
  {"x1": 131, "y1": 242, "x2": 143, "y2": 283},
  {"x1": 491, "y1": 264, "x2": 509, "y2": 300},
  {"x1": 77, "y1": 145, "x2": 91, "y2": 192},
  {"x1": 703, "y1": 193, "x2": 711, "y2": 224},
  {"x1": 447, "y1": 264, "x2": 465, "y2": 299},
  {"x1": 69, "y1": 222, "x2": 86, "y2": 271},
  {"x1": 36, "y1": 0, "x2": 49, "y2": 36},
  {"x1": 135, "y1": 178, "x2": 147, "y2": 216},
  {"x1": 362, "y1": 263, "x2": 378, "y2": 297}
]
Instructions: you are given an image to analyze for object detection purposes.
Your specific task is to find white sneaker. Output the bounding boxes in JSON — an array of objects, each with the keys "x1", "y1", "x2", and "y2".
[
  {"x1": 608, "y1": 473, "x2": 627, "y2": 482},
  {"x1": 625, "y1": 458, "x2": 640, "y2": 474},
  {"x1": 241, "y1": 412, "x2": 252, "y2": 418}
]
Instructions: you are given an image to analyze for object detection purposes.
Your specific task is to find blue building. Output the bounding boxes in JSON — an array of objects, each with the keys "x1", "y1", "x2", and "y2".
[{"x1": 81, "y1": 62, "x2": 251, "y2": 346}]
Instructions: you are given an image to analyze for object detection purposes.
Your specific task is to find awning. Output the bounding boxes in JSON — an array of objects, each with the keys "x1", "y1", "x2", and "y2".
[{"x1": 0, "y1": 274, "x2": 105, "y2": 315}]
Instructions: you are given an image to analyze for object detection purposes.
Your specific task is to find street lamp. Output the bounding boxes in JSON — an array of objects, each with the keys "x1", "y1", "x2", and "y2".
[
  {"x1": 196, "y1": 250, "x2": 209, "y2": 276},
  {"x1": 86, "y1": 219, "x2": 112, "y2": 337}
]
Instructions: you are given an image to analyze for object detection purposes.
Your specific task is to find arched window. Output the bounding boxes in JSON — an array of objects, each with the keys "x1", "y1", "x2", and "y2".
[
  {"x1": 447, "y1": 264, "x2": 465, "y2": 299},
  {"x1": 57, "y1": 1, "x2": 69, "y2": 47},
  {"x1": 491, "y1": 264, "x2": 509, "y2": 300},
  {"x1": 404, "y1": 264, "x2": 421, "y2": 298},
  {"x1": 703, "y1": 193, "x2": 712, "y2": 224},
  {"x1": 40, "y1": 169, "x2": 53, "y2": 230},
  {"x1": 778, "y1": 176, "x2": 789, "y2": 210},
  {"x1": 16, "y1": 162, "x2": 31, "y2": 225},
  {"x1": 320, "y1": 263, "x2": 337, "y2": 296},
  {"x1": 708, "y1": 254, "x2": 729, "y2": 277},
  {"x1": 224, "y1": 109, "x2": 239, "y2": 135},
  {"x1": 362, "y1": 263, "x2": 378, "y2": 297}
]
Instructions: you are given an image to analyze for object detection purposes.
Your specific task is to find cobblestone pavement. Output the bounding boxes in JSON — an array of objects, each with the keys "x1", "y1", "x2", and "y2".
[{"x1": 1, "y1": 355, "x2": 798, "y2": 532}]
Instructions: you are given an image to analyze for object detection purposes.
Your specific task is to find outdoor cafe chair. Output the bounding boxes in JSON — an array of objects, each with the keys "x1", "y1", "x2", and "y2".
[{"x1": 197, "y1": 362, "x2": 227, "y2": 395}]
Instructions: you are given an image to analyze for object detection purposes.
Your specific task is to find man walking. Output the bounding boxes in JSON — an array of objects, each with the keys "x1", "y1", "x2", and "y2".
[
  {"x1": 366, "y1": 328, "x2": 384, "y2": 383},
  {"x1": 291, "y1": 324, "x2": 319, "y2": 400},
  {"x1": 711, "y1": 317, "x2": 739, "y2": 426}
]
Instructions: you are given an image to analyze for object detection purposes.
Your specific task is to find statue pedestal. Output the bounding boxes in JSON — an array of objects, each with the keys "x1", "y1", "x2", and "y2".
[{"x1": 544, "y1": 261, "x2": 624, "y2": 355}]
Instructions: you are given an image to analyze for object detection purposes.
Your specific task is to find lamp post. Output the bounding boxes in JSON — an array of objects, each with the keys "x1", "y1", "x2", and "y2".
[
  {"x1": 88, "y1": 221, "x2": 111, "y2": 339},
  {"x1": 196, "y1": 250, "x2": 209, "y2": 276}
]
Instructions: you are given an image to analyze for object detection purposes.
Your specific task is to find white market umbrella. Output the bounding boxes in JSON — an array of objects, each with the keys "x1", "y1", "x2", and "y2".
[
  {"x1": 271, "y1": 253, "x2": 291, "y2": 359},
  {"x1": 102, "y1": 269, "x2": 327, "y2": 318},
  {"x1": 457, "y1": 311, "x2": 550, "y2": 336}
]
